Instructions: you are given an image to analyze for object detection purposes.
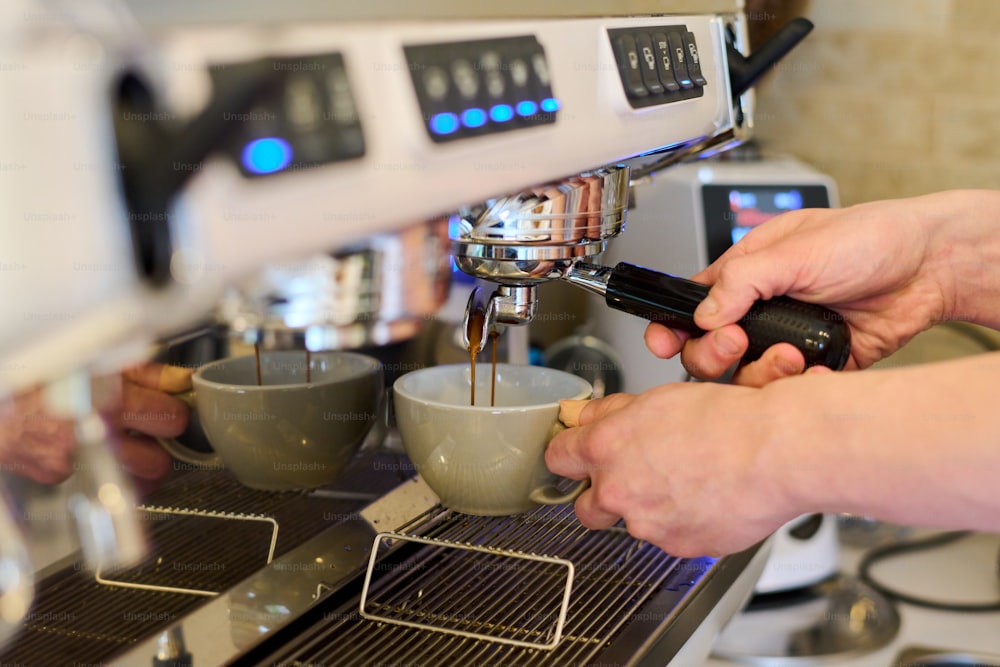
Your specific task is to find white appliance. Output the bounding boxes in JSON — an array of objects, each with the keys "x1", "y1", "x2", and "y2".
[{"x1": 595, "y1": 154, "x2": 840, "y2": 392}]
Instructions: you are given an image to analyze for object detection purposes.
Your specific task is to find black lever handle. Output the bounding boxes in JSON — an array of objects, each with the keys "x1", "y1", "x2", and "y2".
[
  {"x1": 114, "y1": 63, "x2": 278, "y2": 286},
  {"x1": 728, "y1": 17, "x2": 814, "y2": 98},
  {"x1": 605, "y1": 262, "x2": 851, "y2": 370}
]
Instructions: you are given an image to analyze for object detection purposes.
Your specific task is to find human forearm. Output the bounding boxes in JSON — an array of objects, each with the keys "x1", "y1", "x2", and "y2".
[
  {"x1": 921, "y1": 189, "x2": 1000, "y2": 329},
  {"x1": 765, "y1": 352, "x2": 1000, "y2": 531}
]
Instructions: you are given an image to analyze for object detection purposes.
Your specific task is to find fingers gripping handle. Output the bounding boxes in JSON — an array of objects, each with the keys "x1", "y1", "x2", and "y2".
[{"x1": 605, "y1": 262, "x2": 852, "y2": 370}]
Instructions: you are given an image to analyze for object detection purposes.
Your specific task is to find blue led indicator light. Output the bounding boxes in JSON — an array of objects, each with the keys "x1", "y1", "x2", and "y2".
[
  {"x1": 241, "y1": 137, "x2": 292, "y2": 175},
  {"x1": 515, "y1": 100, "x2": 539, "y2": 117},
  {"x1": 429, "y1": 112, "x2": 460, "y2": 135},
  {"x1": 489, "y1": 104, "x2": 514, "y2": 123},
  {"x1": 460, "y1": 108, "x2": 487, "y2": 128},
  {"x1": 540, "y1": 97, "x2": 560, "y2": 113}
]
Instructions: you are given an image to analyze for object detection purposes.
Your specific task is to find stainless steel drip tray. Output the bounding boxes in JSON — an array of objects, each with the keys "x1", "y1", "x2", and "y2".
[
  {"x1": 239, "y1": 502, "x2": 766, "y2": 667},
  {"x1": 0, "y1": 449, "x2": 415, "y2": 667},
  {"x1": 107, "y1": 469, "x2": 765, "y2": 667}
]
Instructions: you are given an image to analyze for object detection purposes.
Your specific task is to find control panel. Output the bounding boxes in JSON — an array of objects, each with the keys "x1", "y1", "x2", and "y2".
[
  {"x1": 404, "y1": 36, "x2": 558, "y2": 143},
  {"x1": 608, "y1": 26, "x2": 707, "y2": 108},
  {"x1": 211, "y1": 53, "x2": 366, "y2": 177}
]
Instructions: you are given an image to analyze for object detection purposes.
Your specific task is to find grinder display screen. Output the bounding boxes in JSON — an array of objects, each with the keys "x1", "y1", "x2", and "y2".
[{"x1": 701, "y1": 184, "x2": 830, "y2": 262}]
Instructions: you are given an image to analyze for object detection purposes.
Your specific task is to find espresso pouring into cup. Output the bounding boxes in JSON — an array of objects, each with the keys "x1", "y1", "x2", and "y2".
[
  {"x1": 393, "y1": 363, "x2": 592, "y2": 516},
  {"x1": 157, "y1": 350, "x2": 383, "y2": 491}
]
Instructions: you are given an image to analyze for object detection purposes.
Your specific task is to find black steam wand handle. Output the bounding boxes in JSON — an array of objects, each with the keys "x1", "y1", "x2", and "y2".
[
  {"x1": 728, "y1": 17, "x2": 814, "y2": 98},
  {"x1": 604, "y1": 262, "x2": 851, "y2": 370}
]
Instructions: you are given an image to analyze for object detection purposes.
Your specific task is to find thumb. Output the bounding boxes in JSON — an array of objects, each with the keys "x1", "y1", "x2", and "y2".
[{"x1": 560, "y1": 393, "x2": 635, "y2": 428}]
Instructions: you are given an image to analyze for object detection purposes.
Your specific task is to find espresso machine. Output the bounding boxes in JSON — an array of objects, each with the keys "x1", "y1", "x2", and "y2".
[{"x1": 0, "y1": 0, "x2": 832, "y2": 664}]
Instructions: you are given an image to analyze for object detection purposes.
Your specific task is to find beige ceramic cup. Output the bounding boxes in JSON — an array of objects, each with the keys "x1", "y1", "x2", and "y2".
[
  {"x1": 159, "y1": 350, "x2": 383, "y2": 491},
  {"x1": 393, "y1": 363, "x2": 592, "y2": 515}
]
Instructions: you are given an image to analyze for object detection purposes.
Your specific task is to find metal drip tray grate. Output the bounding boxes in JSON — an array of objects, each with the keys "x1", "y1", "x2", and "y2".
[
  {"x1": 0, "y1": 451, "x2": 411, "y2": 667},
  {"x1": 258, "y1": 504, "x2": 688, "y2": 666},
  {"x1": 95, "y1": 506, "x2": 279, "y2": 596},
  {"x1": 360, "y1": 532, "x2": 576, "y2": 649}
]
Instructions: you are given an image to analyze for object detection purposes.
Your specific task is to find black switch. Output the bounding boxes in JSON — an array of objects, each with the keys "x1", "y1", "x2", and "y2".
[
  {"x1": 613, "y1": 34, "x2": 648, "y2": 98},
  {"x1": 634, "y1": 33, "x2": 664, "y2": 95},
  {"x1": 666, "y1": 31, "x2": 694, "y2": 89},
  {"x1": 682, "y1": 31, "x2": 708, "y2": 86},
  {"x1": 652, "y1": 32, "x2": 681, "y2": 92}
]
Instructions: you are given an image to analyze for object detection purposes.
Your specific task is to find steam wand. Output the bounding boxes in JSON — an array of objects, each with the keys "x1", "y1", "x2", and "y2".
[{"x1": 46, "y1": 372, "x2": 146, "y2": 570}]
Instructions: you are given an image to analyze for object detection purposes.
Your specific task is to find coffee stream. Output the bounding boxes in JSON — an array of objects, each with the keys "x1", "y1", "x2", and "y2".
[
  {"x1": 254, "y1": 343, "x2": 263, "y2": 386},
  {"x1": 466, "y1": 308, "x2": 499, "y2": 407},
  {"x1": 467, "y1": 309, "x2": 484, "y2": 406},
  {"x1": 490, "y1": 332, "x2": 499, "y2": 407}
]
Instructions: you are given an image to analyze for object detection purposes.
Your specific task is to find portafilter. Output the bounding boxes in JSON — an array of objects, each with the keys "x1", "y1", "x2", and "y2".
[{"x1": 453, "y1": 165, "x2": 851, "y2": 370}]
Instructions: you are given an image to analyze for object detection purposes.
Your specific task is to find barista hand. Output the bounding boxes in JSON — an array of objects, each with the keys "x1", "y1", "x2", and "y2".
[
  {"x1": 644, "y1": 189, "x2": 1000, "y2": 386},
  {"x1": 0, "y1": 363, "x2": 192, "y2": 485},
  {"x1": 547, "y1": 386, "x2": 792, "y2": 557},
  {"x1": 548, "y1": 349, "x2": 1000, "y2": 557}
]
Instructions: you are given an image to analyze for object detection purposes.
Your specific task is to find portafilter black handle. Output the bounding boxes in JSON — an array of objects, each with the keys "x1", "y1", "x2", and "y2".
[{"x1": 604, "y1": 262, "x2": 851, "y2": 370}]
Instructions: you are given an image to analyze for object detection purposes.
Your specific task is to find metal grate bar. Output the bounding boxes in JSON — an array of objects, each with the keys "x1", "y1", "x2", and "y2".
[
  {"x1": 263, "y1": 504, "x2": 682, "y2": 667},
  {"x1": 361, "y1": 533, "x2": 574, "y2": 649}
]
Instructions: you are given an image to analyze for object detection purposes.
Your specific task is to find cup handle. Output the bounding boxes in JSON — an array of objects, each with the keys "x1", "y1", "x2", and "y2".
[
  {"x1": 529, "y1": 478, "x2": 590, "y2": 506},
  {"x1": 529, "y1": 419, "x2": 590, "y2": 505},
  {"x1": 155, "y1": 390, "x2": 223, "y2": 467}
]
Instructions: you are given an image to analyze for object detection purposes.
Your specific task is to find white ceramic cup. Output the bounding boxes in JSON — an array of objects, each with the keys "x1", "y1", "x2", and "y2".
[{"x1": 393, "y1": 363, "x2": 592, "y2": 515}]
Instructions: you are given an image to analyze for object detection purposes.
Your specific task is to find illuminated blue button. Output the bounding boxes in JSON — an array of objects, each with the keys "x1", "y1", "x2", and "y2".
[
  {"x1": 460, "y1": 108, "x2": 487, "y2": 128},
  {"x1": 489, "y1": 104, "x2": 514, "y2": 123},
  {"x1": 515, "y1": 100, "x2": 538, "y2": 117},
  {"x1": 241, "y1": 137, "x2": 292, "y2": 175},
  {"x1": 540, "y1": 97, "x2": 560, "y2": 113},
  {"x1": 429, "y1": 112, "x2": 460, "y2": 135}
]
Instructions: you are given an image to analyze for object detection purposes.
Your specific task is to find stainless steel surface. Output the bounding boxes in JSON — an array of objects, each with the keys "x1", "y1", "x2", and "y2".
[
  {"x1": 542, "y1": 334, "x2": 625, "y2": 398},
  {"x1": 0, "y1": 453, "x2": 412, "y2": 666},
  {"x1": 452, "y1": 166, "x2": 630, "y2": 287},
  {"x1": 123, "y1": 0, "x2": 744, "y2": 24},
  {"x1": 94, "y1": 506, "x2": 280, "y2": 597},
  {"x1": 711, "y1": 574, "x2": 901, "y2": 666},
  {"x1": 359, "y1": 532, "x2": 576, "y2": 650},
  {"x1": 247, "y1": 501, "x2": 764, "y2": 666},
  {"x1": 894, "y1": 645, "x2": 1000, "y2": 667},
  {"x1": 108, "y1": 471, "x2": 439, "y2": 666},
  {"x1": 0, "y1": 484, "x2": 32, "y2": 651},
  {"x1": 221, "y1": 219, "x2": 452, "y2": 350},
  {"x1": 562, "y1": 261, "x2": 615, "y2": 297},
  {"x1": 154, "y1": 626, "x2": 188, "y2": 662},
  {"x1": 68, "y1": 413, "x2": 147, "y2": 571},
  {"x1": 453, "y1": 167, "x2": 628, "y2": 338}
]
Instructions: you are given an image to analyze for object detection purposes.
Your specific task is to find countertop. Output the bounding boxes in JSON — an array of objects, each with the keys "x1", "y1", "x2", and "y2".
[{"x1": 706, "y1": 527, "x2": 1000, "y2": 667}]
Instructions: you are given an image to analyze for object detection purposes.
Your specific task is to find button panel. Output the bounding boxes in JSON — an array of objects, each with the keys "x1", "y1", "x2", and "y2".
[
  {"x1": 212, "y1": 53, "x2": 365, "y2": 178},
  {"x1": 608, "y1": 26, "x2": 707, "y2": 108},
  {"x1": 404, "y1": 36, "x2": 558, "y2": 144}
]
